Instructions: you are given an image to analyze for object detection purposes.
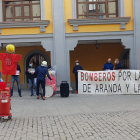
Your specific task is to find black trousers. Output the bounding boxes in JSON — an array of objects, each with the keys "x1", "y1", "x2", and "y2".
[
  {"x1": 75, "y1": 76, "x2": 78, "y2": 91},
  {"x1": 37, "y1": 80, "x2": 45, "y2": 97}
]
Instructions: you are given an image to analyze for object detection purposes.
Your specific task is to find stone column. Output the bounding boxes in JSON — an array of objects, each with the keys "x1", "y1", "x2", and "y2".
[
  {"x1": 121, "y1": 38, "x2": 135, "y2": 69},
  {"x1": 40, "y1": 0, "x2": 45, "y2": 20},
  {"x1": 118, "y1": 0, "x2": 125, "y2": 17},
  {"x1": 66, "y1": 38, "x2": 78, "y2": 88},
  {"x1": 52, "y1": 0, "x2": 66, "y2": 86},
  {"x1": 0, "y1": 0, "x2": 2, "y2": 22},
  {"x1": 41, "y1": 40, "x2": 54, "y2": 66},
  {"x1": 133, "y1": 0, "x2": 140, "y2": 69}
]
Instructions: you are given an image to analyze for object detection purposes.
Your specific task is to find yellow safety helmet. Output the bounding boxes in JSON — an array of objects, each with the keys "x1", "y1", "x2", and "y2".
[{"x1": 6, "y1": 44, "x2": 15, "y2": 54}]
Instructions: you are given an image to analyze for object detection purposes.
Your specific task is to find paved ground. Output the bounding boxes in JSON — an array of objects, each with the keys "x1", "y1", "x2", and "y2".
[{"x1": 1, "y1": 90, "x2": 140, "y2": 140}]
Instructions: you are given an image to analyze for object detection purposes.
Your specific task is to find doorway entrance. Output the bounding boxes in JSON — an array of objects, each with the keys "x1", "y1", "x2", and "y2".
[
  {"x1": 24, "y1": 50, "x2": 50, "y2": 85},
  {"x1": 120, "y1": 49, "x2": 130, "y2": 69},
  {"x1": 70, "y1": 43, "x2": 125, "y2": 90}
]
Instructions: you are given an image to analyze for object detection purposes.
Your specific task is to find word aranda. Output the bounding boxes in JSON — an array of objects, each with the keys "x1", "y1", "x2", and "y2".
[
  {"x1": 78, "y1": 70, "x2": 140, "y2": 94},
  {"x1": 95, "y1": 84, "x2": 122, "y2": 93}
]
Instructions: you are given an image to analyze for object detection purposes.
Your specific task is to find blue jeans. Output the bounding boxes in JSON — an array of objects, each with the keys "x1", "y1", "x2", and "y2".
[
  {"x1": 28, "y1": 79, "x2": 37, "y2": 95},
  {"x1": 10, "y1": 75, "x2": 21, "y2": 96}
]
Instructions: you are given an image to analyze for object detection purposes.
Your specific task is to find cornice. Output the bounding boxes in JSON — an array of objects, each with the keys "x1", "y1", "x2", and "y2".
[{"x1": 68, "y1": 17, "x2": 131, "y2": 31}]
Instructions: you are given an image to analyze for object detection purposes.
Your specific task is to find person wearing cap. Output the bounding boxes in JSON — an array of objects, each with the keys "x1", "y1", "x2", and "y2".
[
  {"x1": 33, "y1": 61, "x2": 52, "y2": 100},
  {"x1": 73, "y1": 60, "x2": 83, "y2": 94}
]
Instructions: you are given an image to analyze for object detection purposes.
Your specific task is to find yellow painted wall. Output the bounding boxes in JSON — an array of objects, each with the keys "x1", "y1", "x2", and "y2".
[
  {"x1": 64, "y1": 0, "x2": 133, "y2": 33},
  {"x1": 44, "y1": 0, "x2": 53, "y2": 33},
  {"x1": 0, "y1": 46, "x2": 51, "y2": 83},
  {"x1": 0, "y1": 0, "x2": 53, "y2": 35},
  {"x1": 70, "y1": 43, "x2": 124, "y2": 82}
]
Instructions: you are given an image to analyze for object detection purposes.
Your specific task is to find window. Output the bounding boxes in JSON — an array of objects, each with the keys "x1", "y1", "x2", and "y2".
[
  {"x1": 3, "y1": 0, "x2": 40, "y2": 21},
  {"x1": 76, "y1": 0, "x2": 118, "y2": 19}
]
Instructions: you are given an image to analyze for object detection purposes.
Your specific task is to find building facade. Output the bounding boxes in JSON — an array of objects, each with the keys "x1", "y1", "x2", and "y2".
[{"x1": 0, "y1": 0, "x2": 139, "y2": 90}]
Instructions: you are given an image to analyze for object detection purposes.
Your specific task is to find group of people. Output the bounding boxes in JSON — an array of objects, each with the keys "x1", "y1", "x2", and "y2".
[
  {"x1": 10, "y1": 59, "x2": 52, "y2": 100},
  {"x1": 103, "y1": 58, "x2": 123, "y2": 71},
  {"x1": 73, "y1": 58, "x2": 123, "y2": 94},
  {"x1": 11, "y1": 57, "x2": 123, "y2": 98}
]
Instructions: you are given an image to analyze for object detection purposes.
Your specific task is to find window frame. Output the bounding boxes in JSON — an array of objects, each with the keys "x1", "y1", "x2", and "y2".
[
  {"x1": 76, "y1": 0, "x2": 118, "y2": 19},
  {"x1": 2, "y1": 0, "x2": 41, "y2": 21}
]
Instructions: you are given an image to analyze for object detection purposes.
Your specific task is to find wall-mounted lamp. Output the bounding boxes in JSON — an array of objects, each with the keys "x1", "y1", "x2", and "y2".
[{"x1": 95, "y1": 40, "x2": 99, "y2": 49}]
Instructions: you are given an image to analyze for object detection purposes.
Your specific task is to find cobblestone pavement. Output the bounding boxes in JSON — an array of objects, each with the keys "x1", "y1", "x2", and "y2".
[{"x1": 0, "y1": 90, "x2": 140, "y2": 140}]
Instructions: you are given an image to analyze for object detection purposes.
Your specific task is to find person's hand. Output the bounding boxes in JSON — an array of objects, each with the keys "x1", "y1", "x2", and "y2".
[
  {"x1": 119, "y1": 69, "x2": 121, "y2": 71},
  {"x1": 113, "y1": 67, "x2": 115, "y2": 70},
  {"x1": 77, "y1": 70, "x2": 79, "y2": 72},
  {"x1": 50, "y1": 80, "x2": 52, "y2": 84},
  {"x1": 28, "y1": 70, "x2": 30, "y2": 72},
  {"x1": 106, "y1": 69, "x2": 108, "y2": 71},
  {"x1": 31, "y1": 72, "x2": 34, "y2": 74}
]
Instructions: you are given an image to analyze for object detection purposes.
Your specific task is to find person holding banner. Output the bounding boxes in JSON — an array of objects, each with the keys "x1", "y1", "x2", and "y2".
[
  {"x1": 25, "y1": 62, "x2": 37, "y2": 96},
  {"x1": 114, "y1": 58, "x2": 123, "y2": 70},
  {"x1": 10, "y1": 62, "x2": 22, "y2": 97},
  {"x1": 73, "y1": 60, "x2": 83, "y2": 94},
  {"x1": 103, "y1": 58, "x2": 114, "y2": 71}
]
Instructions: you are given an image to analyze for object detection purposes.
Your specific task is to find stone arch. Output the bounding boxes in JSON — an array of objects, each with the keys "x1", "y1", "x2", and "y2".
[{"x1": 23, "y1": 49, "x2": 50, "y2": 85}]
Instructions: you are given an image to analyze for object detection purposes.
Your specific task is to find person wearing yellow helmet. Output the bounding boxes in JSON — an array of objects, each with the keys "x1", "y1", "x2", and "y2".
[{"x1": 6, "y1": 44, "x2": 15, "y2": 54}]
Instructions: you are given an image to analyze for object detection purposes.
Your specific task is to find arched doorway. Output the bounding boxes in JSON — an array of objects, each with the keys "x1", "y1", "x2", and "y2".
[
  {"x1": 23, "y1": 50, "x2": 50, "y2": 85},
  {"x1": 70, "y1": 43, "x2": 124, "y2": 90}
]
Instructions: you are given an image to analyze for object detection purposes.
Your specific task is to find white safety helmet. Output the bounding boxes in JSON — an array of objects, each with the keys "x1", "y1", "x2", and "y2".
[{"x1": 41, "y1": 61, "x2": 47, "y2": 67}]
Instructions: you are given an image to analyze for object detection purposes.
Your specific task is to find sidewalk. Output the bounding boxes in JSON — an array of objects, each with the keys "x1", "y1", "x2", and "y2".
[
  {"x1": 10, "y1": 90, "x2": 140, "y2": 118},
  {"x1": 0, "y1": 90, "x2": 140, "y2": 140}
]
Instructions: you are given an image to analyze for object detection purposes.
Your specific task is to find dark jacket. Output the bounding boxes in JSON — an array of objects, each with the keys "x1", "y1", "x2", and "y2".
[
  {"x1": 115, "y1": 62, "x2": 123, "y2": 70},
  {"x1": 17, "y1": 65, "x2": 21, "y2": 73},
  {"x1": 73, "y1": 65, "x2": 83, "y2": 78},
  {"x1": 25, "y1": 66, "x2": 36, "y2": 79},
  {"x1": 12, "y1": 64, "x2": 21, "y2": 76},
  {"x1": 103, "y1": 62, "x2": 114, "y2": 71},
  {"x1": 34, "y1": 66, "x2": 52, "y2": 81}
]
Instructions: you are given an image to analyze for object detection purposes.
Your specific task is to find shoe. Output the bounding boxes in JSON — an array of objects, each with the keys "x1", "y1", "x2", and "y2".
[
  {"x1": 75, "y1": 91, "x2": 78, "y2": 94},
  {"x1": 42, "y1": 97, "x2": 45, "y2": 100},
  {"x1": 19, "y1": 94, "x2": 22, "y2": 97},
  {"x1": 39, "y1": 93, "x2": 43, "y2": 98},
  {"x1": 37, "y1": 96, "x2": 39, "y2": 99},
  {"x1": 10, "y1": 94, "x2": 13, "y2": 97},
  {"x1": 30, "y1": 94, "x2": 34, "y2": 96}
]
